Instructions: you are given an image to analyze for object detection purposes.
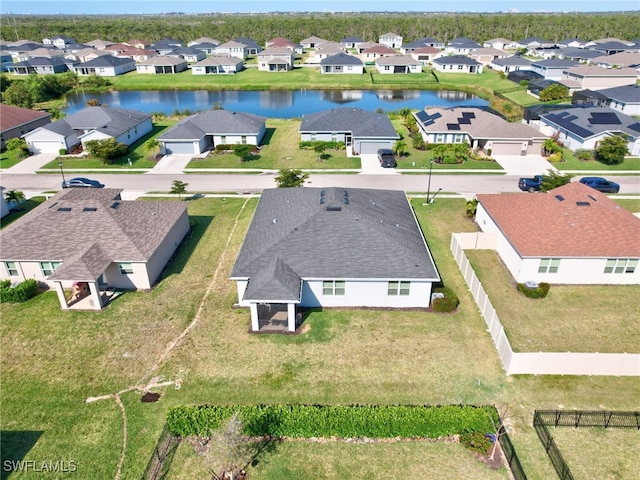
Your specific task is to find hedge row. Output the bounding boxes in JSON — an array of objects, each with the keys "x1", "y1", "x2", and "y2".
[
  {"x1": 167, "y1": 404, "x2": 498, "y2": 438},
  {"x1": 299, "y1": 141, "x2": 345, "y2": 150},
  {"x1": 0, "y1": 279, "x2": 38, "y2": 303}
]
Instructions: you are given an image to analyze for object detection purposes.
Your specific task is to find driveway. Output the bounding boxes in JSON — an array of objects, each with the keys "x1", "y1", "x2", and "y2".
[
  {"x1": 492, "y1": 154, "x2": 557, "y2": 176},
  {"x1": 3, "y1": 153, "x2": 57, "y2": 174},
  {"x1": 360, "y1": 154, "x2": 398, "y2": 175},
  {"x1": 146, "y1": 154, "x2": 194, "y2": 174}
]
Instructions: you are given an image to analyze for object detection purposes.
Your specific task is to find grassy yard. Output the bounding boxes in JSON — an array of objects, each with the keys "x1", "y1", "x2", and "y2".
[
  {"x1": 1, "y1": 197, "x2": 638, "y2": 480},
  {"x1": 555, "y1": 150, "x2": 640, "y2": 172},
  {"x1": 186, "y1": 119, "x2": 360, "y2": 170},
  {"x1": 40, "y1": 121, "x2": 176, "y2": 171},
  {"x1": 0, "y1": 148, "x2": 26, "y2": 170},
  {"x1": 0, "y1": 196, "x2": 46, "y2": 229}
]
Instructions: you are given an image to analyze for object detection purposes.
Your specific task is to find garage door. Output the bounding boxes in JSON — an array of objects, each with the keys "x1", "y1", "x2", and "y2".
[
  {"x1": 359, "y1": 141, "x2": 392, "y2": 155},
  {"x1": 163, "y1": 142, "x2": 195, "y2": 155},
  {"x1": 31, "y1": 141, "x2": 64, "y2": 154},
  {"x1": 491, "y1": 142, "x2": 526, "y2": 156}
]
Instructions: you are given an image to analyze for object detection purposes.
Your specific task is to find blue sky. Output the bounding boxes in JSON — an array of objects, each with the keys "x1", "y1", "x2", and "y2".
[{"x1": 1, "y1": 0, "x2": 639, "y2": 15}]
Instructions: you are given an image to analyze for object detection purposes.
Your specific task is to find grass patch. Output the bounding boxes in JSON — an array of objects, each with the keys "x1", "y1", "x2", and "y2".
[
  {"x1": 40, "y1": 121, "x2": 176, "y2": 170},
  {"x1": 465, "y1": 249, "x2": 640, "y2": 353},
  {"x1": 0, "y1": 197, "x2": 46, "y2": 228},
  {"x1": 186, "y1": 119, "x2": 360, "y2": 170},
  {"x1": 555, "y1": 150, "x2": 640, "y2": 172},
  {"x1": 0, "y1": 149, "x2": 26, "y2": 170}
]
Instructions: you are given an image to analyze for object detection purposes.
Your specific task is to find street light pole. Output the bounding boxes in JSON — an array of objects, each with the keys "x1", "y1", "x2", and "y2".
[
  {"x1": 425, "y1": 159, "x2": 433, "y2": 203},
  {"x1": 58, "y1": 162, "x2": 66, "y2": 187}
]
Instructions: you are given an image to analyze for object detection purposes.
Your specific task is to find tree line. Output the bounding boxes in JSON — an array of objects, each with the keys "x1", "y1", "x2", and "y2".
[{"x1": 2, "y1": 12, "x2": 639, "y2": 46}]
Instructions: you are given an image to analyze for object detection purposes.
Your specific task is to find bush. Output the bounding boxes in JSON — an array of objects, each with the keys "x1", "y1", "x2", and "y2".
[
  {"x1": 432, "y1": 286, "x2": 460, "y2": 313},
  {"x1": 575, "y1": 149, "x2": 594, "y2": 161},
  {"x1": 299, "y1": 141, "x2": 344, "y2": 151},
  {"x1": 58, "y1": 148, "x2": 67, "y2": 155},
  {"x1": 516, "y1": 282, "x2": 550, "y2": 299},
  {"x1": 460, "y1": 430, "x2": 492, "y2": 455},
  {"x1": 167, "y1": 404, "x2": 498, "y2": 438},
  {"x1": 547, "y1": 152, "x2": 563, "y2": 162},
  {"x1": 412, "y1": 135, "x2": 426, "y2": 150},
  {"x1": 0, "y1": 278, "x2": 39, "y2": 303}
]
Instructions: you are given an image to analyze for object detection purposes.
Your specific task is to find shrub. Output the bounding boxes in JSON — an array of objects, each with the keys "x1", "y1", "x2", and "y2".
[
  {"x1": 547, "y1": 152, "x2": 563, "y2": 162},
  {"x1": 460, "y1": 431, "x2": 492, "y2": 455},
  {"x1": 516, "y1": 282, "x2": 550, "y2": 299},
  {"x1": 167, "y1": 404, "x2": 497, "y2": 438},
  {"x1": 58, "y1": 148, "x2": 67, "y2": 155},
  {"x1": 412, "y1": 135, "x2": 426, "y2": 150},
  {"x1": 0, "y1": 279, "x2": 39, "y2": 303},
  {"x1": 299, "y1": 141, "x2": 344, "y2": 151},
  {"x1": 575, "y1": 149, "x2": 594, "y2": 161},
  {"x1": 432, "y1": 286, "x2": 460, "y2": 313}
]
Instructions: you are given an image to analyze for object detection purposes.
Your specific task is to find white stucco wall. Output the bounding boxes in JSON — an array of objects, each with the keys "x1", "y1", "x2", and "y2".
[{"x1": 145, "y1": 209, "x2": 190, "y2": 287}]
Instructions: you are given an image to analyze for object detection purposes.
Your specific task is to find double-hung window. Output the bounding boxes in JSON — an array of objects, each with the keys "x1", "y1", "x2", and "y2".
[
  {"x1": 5, "y1": 262, "x2": 18, "y2": 276},
  {"x1": 323, "y1": 280, "x2": 345, "y2": 296},
  {"x1": 388, "y1": 281, "x2": 411, "y2": 296},
  {"x1": 604, "y1": 259, "x2": 638, "y2": 274},
  {"x1": 538, "y1": 258, "x2": 560, "y2": 274},
  {"x1": 40, "y1": 261, "x2": 61, "y2": 277},
  {"x1": 118, "y1": 263, "x2": 134, "y2": 275}
]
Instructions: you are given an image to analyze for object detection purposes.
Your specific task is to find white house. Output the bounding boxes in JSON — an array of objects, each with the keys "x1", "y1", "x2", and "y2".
[
  {"x1": 375, "y1": 55, "x2": 422, "y2": 74},
  {"x1": 597, "y1": 84, "x2": 640, "y2": 116},
  {"x1": 74, "y1": 56, "x2": 136, "y2": 76},
  {"x1": 257, "y1": 47, "x2": 296, "y2": 71},
  {"x1": 475, "y1": 182, "x2": 640, "y2": 285},
  {"x1": 432, "y1": 55, "x2": 483, "y2": 74},
  {"x1": 0, "y1": 188, "x2": 190, "y2": 310},
  {"x1": 214, "y1": 41, "x2": 248, "y2": 59},
  {"x1": 230, "y1": 187, "x2": 441, "y2": 332},
  {"x1": 538, "y1": 106, "x2": 640, "y2": 156},
  {"x1": 191, "y1": 55, "x2": 244, "y2": 75},
  {"x1": 378, "y1": 32, "x2": 403, "y2": 49},
  {"x1": 136, "y1": 57, "x2": 188, "y2": 74},
  {"x1": 320, "y1": 52, "x2": 364, "y2": 74}
]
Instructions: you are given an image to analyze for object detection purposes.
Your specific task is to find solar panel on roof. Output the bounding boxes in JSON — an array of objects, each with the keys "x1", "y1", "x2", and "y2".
[
  {"x1": 589, "y1": 112, "x2": 621, "y2": 125},
  {"x1": 461, "y1": 112, "x2": 475, "y2": 119},
  {"x1": 628, "y1": 122, "x2": 640, "y2": 133},
  {"x1": 415, "y1": 111, "x2": 431, "y2": 123},
  {"x1": 564, "y1": 115, "x2": 578, "y2": 122},
  {"x1": 546, "y1": 114, "x2": 594, "y2": 138},
  {"x1": 458, "y1": 118, "x2": 471, "y2": 124},
  {"x1": 447, "y1": 124, "x2": 461, "y2": 130}
]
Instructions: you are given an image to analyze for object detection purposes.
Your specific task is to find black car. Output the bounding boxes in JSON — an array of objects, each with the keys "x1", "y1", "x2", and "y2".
[
  {"x1": 62, "y1": 177, "x2": 105, "y2": 189},
  {"x1": 377, "y1": 149, "x2": 396, "y2": 168}
]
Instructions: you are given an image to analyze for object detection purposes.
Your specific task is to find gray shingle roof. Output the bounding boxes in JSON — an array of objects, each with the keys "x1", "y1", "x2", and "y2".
[
  {"x1": 597, "y1": 84, "x2": 640, "y2": 103},
  {"x1": 492, "y1": 55, "x2": 532, "y2": 67},
  {"x1": 242, "y1": 256, "x2": 302, "y2": 302},
  {"x1": 230, "y1": 188, "x2": 440, "y2": 288},
  {"x1": 320, "y1": 52, "x2": 363, "y2": 66},
  {"x1": 299, "y1": 108, "x2": 398, "y2": 138},
  {"x1": 433, "y1": 55, "x2": 481, "y2": 66},
  {"x1": 0, "y1": 189, "x2": 188, "y2": 281},
  {"x1": 61, "y1": 107, "x2": 151, "y2": 138},
  {"x1": 531, "y1": 58, "x2": 579, "y2": 68},
  {"x1": 158, "y1": 110, "x2": 266, "y2": 141},
  {"x1": 78, "y1": 56, "x2": 134, "y2": 67}
]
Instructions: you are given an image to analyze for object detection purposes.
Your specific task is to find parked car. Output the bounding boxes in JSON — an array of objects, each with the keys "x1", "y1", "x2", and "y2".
[
  {"x1": 62, "y1": 177, "x2": 105, "y2": 189},
  {"x1": 518, "y1": 175, "x2": 544, "y2": 192},
  {"x1": 377, "y1": 148, "x2": 396, "y2": 168},
  {"x1": 579, "y1": 177, "x2": 620, "y2": 194}
]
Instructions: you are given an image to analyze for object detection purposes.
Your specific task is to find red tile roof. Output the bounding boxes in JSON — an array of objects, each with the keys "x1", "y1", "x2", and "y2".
[
  {"x1": 0, "y1": 104, "x2": 50, "y2": 132},
  {"x1": 477, "y1": 182, "x2": 640, "y2": 258}
]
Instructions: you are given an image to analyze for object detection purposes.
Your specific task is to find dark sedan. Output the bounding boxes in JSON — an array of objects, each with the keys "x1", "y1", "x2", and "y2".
[
  {"x1": 62, "y1": 178, "x2": 105, "y2": 189},
  {"x1": 578, "y1": 177, "x2": 620, "y2": 194}
]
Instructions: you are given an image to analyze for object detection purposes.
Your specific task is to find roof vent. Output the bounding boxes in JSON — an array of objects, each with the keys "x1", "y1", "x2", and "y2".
[
  {"x1": 48, "y1": 202, "x2": 59, "y2": 209},
  {"x1": 83, "y1": 207, "x2": 97, "y2": 212},
  {"x1": 576, "y1": 201, "x2": 590, "y2": 207},
  {"x1": 110, "y1": 202, "x2": 121, "y2": 209},
  {"x1": 555, "y1": 195, "x2": 565, "y2": 201},
  {"x1": 326, "y1": 205, "x2": 341, "y2": 212},
  {"x1": 57, "y1": 207, "x2": 72, "y2": 212},
  {"x1": 587, "y1": 194, "x2": 597, "y2": 202}
]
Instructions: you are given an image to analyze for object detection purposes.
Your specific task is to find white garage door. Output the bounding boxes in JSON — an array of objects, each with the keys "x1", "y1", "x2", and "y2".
[
  {"x1": 163, "y1": 142, "x2": 195, "y2": 155},
  {"x1": 360, "y1": 141, "x2": 392, "y2": 155},
  {"x1": 30, "y1": 141, "x2": 64, "y2": 154},
  {"x1": 492, "y1": 142, "x2": 526, "y2": 156}
]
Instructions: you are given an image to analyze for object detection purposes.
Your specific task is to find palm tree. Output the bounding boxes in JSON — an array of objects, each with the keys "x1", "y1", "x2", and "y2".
[
  {"x1": 393, "y1": 140, "x2": 408, "y2": 158},
  {"x1": 144, "y1": 138, "x2": 161, "y2": 159},
  {"x1": 4, "y1": 190, "x2": 26, "y2": 209}
]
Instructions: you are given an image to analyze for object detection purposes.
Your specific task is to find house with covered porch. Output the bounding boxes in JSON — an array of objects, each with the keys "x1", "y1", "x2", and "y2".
[
  {"x1": 230, "y1": 187, "x2": 441, "y2": 332},
  {"x1": 0, "y1": 189, "x2": 189, "y2": 311}
]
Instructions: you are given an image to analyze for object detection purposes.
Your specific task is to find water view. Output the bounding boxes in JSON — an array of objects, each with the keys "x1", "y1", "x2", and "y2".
[{"x1": 63, "y1": 89, "x2": 488, "y2": 118}]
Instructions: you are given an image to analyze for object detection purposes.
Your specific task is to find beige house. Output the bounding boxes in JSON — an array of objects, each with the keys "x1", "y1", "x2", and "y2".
[
  {"x1": 468, "y1": 47, "x2": 509, "y2": 65},
  {"x1": 560, "y1": 65, "x2": 639, "y2": 91},
  {"x1": 192, "y1": 55, "x2": 244, "y2": 75},
  {"x1": 257, "y1": 47, "x2": 296, "y2": 71},
  {"x1": 0, "y1": 189, "x2": 190, "y2": 311},
  {"x1": 136, "y1": 57, "x2": 188, "y2": 74},
  {"x1": 378, "y1": 32, "x2": 403, "y2": 49}
]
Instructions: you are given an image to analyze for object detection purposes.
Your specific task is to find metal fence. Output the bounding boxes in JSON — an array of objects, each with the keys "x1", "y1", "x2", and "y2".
[
  {"x1": 141, "y1": 423, "x2": 181, "y2": 480},
  {"x1": 498, "y1": 425, "x2": 528, "y2": 480},
  {"x1": 533, "y1": 410, "x2": 640, "y2": 480}
]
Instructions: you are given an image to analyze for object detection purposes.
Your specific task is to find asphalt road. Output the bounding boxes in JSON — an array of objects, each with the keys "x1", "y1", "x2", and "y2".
[{"x1": 2, "y1": 172, "x2": 640, "y2": 196}]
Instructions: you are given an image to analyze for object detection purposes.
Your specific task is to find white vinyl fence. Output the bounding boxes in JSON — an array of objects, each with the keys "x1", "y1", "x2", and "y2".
[{"x1": 451, "y1": 232, "x2": 640, "y2": 376}]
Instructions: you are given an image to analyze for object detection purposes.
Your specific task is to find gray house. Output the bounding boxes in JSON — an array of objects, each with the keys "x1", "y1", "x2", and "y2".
[
  {"x1": 230, "y1": 187, "x2": 441, "y2": 332},
  {"x1": 158, "y1": 110, "x2": 267, "y2": 155},
  {"x1": 530, "y1": 58, "x2": 579, "y2": 80},
  {"x1": 320, "y1": 52, "x2": 364, "y2": 74},
  {"x1": 23, "y1": 106, "x2": 153, "y2": 154},
  {"x1": 433, "y1": 55, "x2": 483, "y2": 74},
  {"x1": 8, "y1": 57, "x2": 73, "y2": 75},
  {"x1": 191, "y1": 55, "x2": 244, "y2": 75},
  {"x1": 299, "y1": 108, "x2": 399, "y2": 155},
  {"x1": 74, "y1": 56, "x2": 136, "y2": 76}
]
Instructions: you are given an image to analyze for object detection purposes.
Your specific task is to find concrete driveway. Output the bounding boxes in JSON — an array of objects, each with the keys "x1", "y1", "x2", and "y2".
[
  {"x1": 360, "y1": 154, "x2": 398, "y2": 175},
  {"x1": 492, "y1": 154, "x2": 557, "y2": 176}
]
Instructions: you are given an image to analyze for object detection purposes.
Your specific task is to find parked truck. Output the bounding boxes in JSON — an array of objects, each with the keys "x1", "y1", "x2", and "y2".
[{"x1": 518, "y1": 175, "x2": 544, "y2": 192}]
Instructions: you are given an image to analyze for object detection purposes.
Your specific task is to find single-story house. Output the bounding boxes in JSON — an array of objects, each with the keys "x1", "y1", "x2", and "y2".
[
  {"x1": 556, "y1": 47, "x2": 602, "y2": 62},
  {"x1": 527, "y1": 46, "x2": 562, "y2": 59},
  {"x1": 115, "y1": 47, "x2": 157, "y2": 62},
  {"x1": 359, "y1": 44, "x2": 397, "y2": 63},
  {"x1": 230, "y1": 187, "x2": 441, "y2": 332},
  {"x1": 591, "y1": 52, "x2": 640, "y2": 70},
  {"x1": 538, "y1": 106, "x2": 640, "y2": 155},
  {"x1": 320, "y1": 52, "x2": 364, "y2": 74},
  {"x1": 557, "y1": 38, "x2": 587, "y2": 48},
  {"x1": 299, "y1": 107, "x2": 399, "y2": 155},
  {"x1": 445, "y1": 37, "x2": 482, "y2": 54},
  {"x1": 191, "y1": 42, "x2": 220, "y2": 56},
  {"x1": 0, "y1": 104, "x2": 51, "y2": 150},
  {"x1": 23, "y1": 106, "x2": 152, "y2": 154},
  {"x1": 516, "y1": 37, "x2": 556, "y2": 50},
  {"x1": 475, "y1": 182, "x2": 640, "y2": 285},
  {"x1": 340, "y1": 36, "x2": 365, "y2": 50},
  {"x1": 595, "y1": 84, "x2": 640, "y2": 116},
  {"x1": 191, "y1": 55, "x2": 244, "y2": 75},
  {"x1": 588, "y1": 41, "x2": 638, "y2": 55},
  {"x1": 375, "y1": 55, "x2": 422, "y2": 74},
  {"x1": 413, "y1": 107, "x2": 546, "y2": 156},
  {"x1": 560, "y1": 65, "x2": 639, "y2": 91},
  {"x1": 74, "y1": 55, "x2": 136, "y2": 76},
  {"x1": 530, "y1": 58, "x2": 579, "y2": 80},
  {"x1": 0, "y1": 187, "x2": 10, "y2": 219},
  {"x1": 257, "y1": 47, "x2": 296, "y2": 71},
  {"x1": 85, "y1": 39, "x2": 115, "y2": 50},
  {"x1": 468, "y1": 47, "x2": 509, "y2": 65},
  {"x1": 188, "y1": 37, "x2": 220, "y2": 48},
  {"x1": 0, "y1": 188, "x2": 190, "y2": 310},
  {"x1": 266, "y1": 37, "x2": 303, "y2": 54},
  {"x1": 136, "y1": 56, "x2": 188, "y2": 74},
  {"x1": 355, "y1": 41, "x2": 381, "y2": 54},
  {"x1": 65, "y1": 47, "x2": 112, "y2": 63},
  {"x1": 432, "y1": 55, "x2": 483, "y2": 74},
  {"x1": 214, "y1": 41, "x2": 248, "y2": 59},
  {"x1": 158, "y1": 110, "x2": 267, "y2": 155},
  {"x1": 124, "y1": 39, "x2": 150, "y2": 49},
  {"x1": 483, "y1": 38, "x2": 519, "y2": 50},
  {"x1": 8, "y1": 56, "x2": 72, "y2": 75},
  {"x1": 410, "y1": 46, "x2": 444, "y2": 65},
  {"x1": 300, "y1": 36, "x2": 329, "y2": 49},
  {"x1": 378, "y1": 32, "x2": 403, "y2": 49},
  {"x1": 150, "y1": 38, "x2": 184, "y2": 55},
  {"x1": 490, "y1": 55, "x2": 532, "y2": 73},
  {"x1": 165, "y1": 47, "x2": 206, "y2": 64}
]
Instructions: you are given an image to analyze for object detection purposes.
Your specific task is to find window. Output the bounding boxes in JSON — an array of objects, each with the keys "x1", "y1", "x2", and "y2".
[
  {"x1": 5, "y1": 262, "x2": 18, "y2": 276},
  {"x1": 241, "y1": 136, "x2": 247, "y2": 144},
  {"x1": 220, "y1": 135, "x2": 226, "y2": 144},
  {"x1": 604, "y1": 259, "x2": 638, "y2": 274},
  {"x1": 436, "y1": 133, "x2": 445, "y2": 143},
  {"x1": 538, "y1": 258, "x2": 560, "y2": 274},
  {"x1": 40, "y1": 261, "x2": 61, "y2": 276},
  {"x1": 388, "y1": 281, "x2": 411, "y2": 296},
  {"x1": 453, "y1": 134, "x2": 463, "y2": 144},
  {"x1": 118, "y1": 263, "x2": 134, "y2": 275},
  {"x1": 458, "y1": 64, "x2": 464, "y2": 70},
  {"x1": 323, "y1": 280, "x2": 345, "y2": 296}
]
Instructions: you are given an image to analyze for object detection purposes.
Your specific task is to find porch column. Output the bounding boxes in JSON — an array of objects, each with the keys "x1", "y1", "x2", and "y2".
[
  {"x1": 287, "y1": 303, "x2": 297, "y2": 332},
  {"x1": 249, "y1": 303, "x2": 259, "y2": 332},
  {"x1": 88, "y1": 282, "x2": 103, "y2": 310},
  {"x1": 54, "y1": 281, "x2": 69, "y2": 310}
]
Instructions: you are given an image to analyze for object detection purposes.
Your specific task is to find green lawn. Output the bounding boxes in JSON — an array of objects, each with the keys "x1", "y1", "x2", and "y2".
[
  {"x1": 186, "y1": 119, "x2": 360, "y2": 170},
  {"x1": 555, "y1": 150, "x2": 640, "y2": 172},
  {"x1": 0, "y1": 148, "x2": 27, "y2": 170},
  {"x1": 1, "y1": 197, "x2": 638, "y2": 480},
  {"x1": 0, "y1": 196, "x2": 46, "y2": 228},
  {"x1": 40, "y1": 121, "x2": 176, "y2": 170}
]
